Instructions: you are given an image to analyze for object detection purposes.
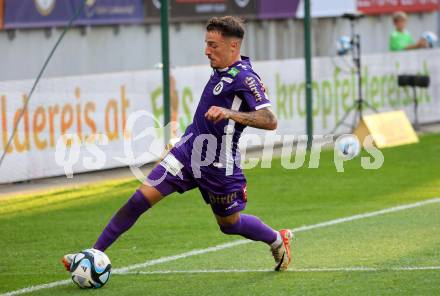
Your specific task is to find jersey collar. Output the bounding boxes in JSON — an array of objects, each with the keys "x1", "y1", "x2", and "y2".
[{"x1": 214, "y1": 56, "x2": 252, "y2": 74}]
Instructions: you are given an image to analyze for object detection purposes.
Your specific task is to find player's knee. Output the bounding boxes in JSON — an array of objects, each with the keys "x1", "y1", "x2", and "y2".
[
  {"x1": 219, "y1": 223, "x2": 237, "y2": 235},
  {"x1": 218, "y1": 219, "x2": 241, "y2": 235},
  {"x1": 138, "y1": 184, "x2": 164, "y2": 206},
  {"x1": 216, "y1": 212, "x2": 241, "y2": 234}
]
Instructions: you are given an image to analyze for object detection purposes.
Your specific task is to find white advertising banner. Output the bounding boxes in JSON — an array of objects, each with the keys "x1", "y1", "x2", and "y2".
[{"x1": 0, "y1": 49, "x2": 439, "y2": 183}]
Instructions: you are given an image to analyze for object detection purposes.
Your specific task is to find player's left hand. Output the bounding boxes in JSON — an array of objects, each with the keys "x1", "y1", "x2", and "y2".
[
  {"x1": 417, "y1": 38, "x2": 429, "y2": 48},
  {"x1": 205, "y1": 106, "x2": 231, "y2": 124}
]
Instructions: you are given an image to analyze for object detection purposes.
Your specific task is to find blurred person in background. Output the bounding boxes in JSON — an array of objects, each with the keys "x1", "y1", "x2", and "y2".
[{"x1": 389, "y1": 11, "x2": 428, "y2": 51}]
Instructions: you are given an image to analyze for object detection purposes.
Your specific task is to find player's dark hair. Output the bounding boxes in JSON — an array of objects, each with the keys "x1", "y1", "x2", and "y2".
[{"x1": 206, "y1": 16, "x2": 245, "y2": 39}]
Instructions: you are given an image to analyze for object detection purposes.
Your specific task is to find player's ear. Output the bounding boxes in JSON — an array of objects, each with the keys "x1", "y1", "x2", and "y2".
[{"x1": 230, "y1": 38, "x2": 241, "y2": 51}]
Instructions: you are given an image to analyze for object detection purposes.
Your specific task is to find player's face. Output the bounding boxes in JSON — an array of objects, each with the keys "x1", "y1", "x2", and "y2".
[
  {"x1": 394, "y1": 18, "x2": 406, "y2": 31},
  {"x1": 205, "y1": 31, "x2": 237, "y2": 69}
]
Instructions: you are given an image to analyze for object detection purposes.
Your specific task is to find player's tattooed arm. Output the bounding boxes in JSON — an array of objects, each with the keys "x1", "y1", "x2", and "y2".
[
  {"x1": 227, "y1": 108, "x2": 278, "y2": 130},
  {"x1": 205, "y1": 106, "x2": 277, "y2": 130}
]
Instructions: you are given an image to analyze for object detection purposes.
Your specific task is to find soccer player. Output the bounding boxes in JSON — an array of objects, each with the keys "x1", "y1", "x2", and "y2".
[{"x1": 63, "y1": 16, "x2": 293, "y2": 272}]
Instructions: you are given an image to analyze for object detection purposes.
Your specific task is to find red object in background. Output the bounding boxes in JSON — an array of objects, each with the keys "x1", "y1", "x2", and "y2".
[
  {"x1": 358, "y1": 0, "x2": 440, "y2": 14},
  {"x1": 0, "y1": 0, "x2": 4, "y2": 30}
]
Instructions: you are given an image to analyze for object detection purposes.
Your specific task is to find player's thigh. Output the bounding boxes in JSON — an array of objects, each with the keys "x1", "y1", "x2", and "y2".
[{"x1": 144, "y1": 153, "x2": 197, "y2": 205}]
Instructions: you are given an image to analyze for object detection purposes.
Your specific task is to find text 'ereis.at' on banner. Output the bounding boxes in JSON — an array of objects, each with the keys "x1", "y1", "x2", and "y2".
[{"x1": 0, "y1": 86, "x2": 131, "y2": 154}]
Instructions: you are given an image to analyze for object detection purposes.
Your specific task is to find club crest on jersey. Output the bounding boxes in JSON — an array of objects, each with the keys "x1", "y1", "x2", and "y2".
[
  {"x1": 213, "y1": 81, "x2": 224, "y2": 95},
  {"x1": 244, "y1": 76, "x2": 263, "y2": 102}
]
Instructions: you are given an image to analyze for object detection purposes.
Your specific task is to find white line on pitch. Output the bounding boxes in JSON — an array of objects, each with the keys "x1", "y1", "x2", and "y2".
[
  {"x1": 115, "y1": 197, "x2": 440, "y2": 274},
  {"x1": 1, "y1": 197, "x2": 439, "y2": 296},
  {"x1": 119, "y1": 266, "x2": 440, "y2": 275},
  {"x1": 0, "y1": 281, "x2": 71, "y2": 296}
]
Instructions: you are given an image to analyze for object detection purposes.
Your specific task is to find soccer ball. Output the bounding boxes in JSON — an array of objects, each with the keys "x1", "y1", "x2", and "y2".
[
  {"x1": 422, "y1": 31, "x2": 438, "y2": 48},
  {"x1": 335, "y1": 135, "x2": 361, "y2": 159},
  {"x1": 70, "y1": 249, "x2": 112, "y2": 289}
]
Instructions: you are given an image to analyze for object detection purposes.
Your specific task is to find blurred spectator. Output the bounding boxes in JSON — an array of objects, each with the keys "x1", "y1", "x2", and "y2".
[{"x1": 389, "y1": 11, "x2": 428, "y2": 51}]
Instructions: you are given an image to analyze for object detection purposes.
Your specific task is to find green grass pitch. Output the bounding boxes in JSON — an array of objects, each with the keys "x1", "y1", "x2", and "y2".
[{"x1": 1, "y1": 133, "x2": 439, "y2": 295}]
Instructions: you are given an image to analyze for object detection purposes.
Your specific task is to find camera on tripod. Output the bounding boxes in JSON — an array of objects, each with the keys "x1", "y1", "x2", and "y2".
[
  {"x1": 332, "y1": 12, "x2": 378, "y2": 133},
  {"x1": 336, "y1": 13, "x2": 364, "y2": 56}
]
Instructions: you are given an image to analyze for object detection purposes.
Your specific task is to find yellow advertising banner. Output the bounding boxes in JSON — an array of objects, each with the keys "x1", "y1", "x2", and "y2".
[{"x1": 354, "y1": 111, "x2": 419, "y2": 149}]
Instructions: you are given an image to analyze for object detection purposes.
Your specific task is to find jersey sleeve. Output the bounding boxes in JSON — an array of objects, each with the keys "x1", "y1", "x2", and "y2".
[{"x1": 235, "y1": 73, "x2": 272, "y2": 111}]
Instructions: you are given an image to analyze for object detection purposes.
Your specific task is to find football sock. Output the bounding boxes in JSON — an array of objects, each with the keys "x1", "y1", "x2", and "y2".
[
  {"x1": 93, "y1": 190, "x2": 151, "y2": 252},
  {"x1": 219, "y1": 214, "x2": 277, "y2": 245},
  {"x1": 270, "y1": 232, "x2": 283, "y2": 249}
]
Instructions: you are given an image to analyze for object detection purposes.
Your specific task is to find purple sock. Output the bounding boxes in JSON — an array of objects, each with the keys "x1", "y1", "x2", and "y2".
[
  {"x1": 93, "y1": 190, "x2": 151, "y2": 252},
  {"x1": 219, "y1": 214, "x2": 277, "y2": 245}
]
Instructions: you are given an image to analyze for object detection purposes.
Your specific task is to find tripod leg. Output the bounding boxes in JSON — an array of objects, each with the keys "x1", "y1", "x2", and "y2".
[
  {"x1": 413, "y1": 87, "x2": 419, "y2": 130},
  {"x1": 331, "y1": 103, "x2": 358, "y2": 134},
  {"x1": 351, "y1": 105, "x2": 362, "y2": 132},
  {"x1": 361, "y1": 100, "x2": 379, "y2": 113}
]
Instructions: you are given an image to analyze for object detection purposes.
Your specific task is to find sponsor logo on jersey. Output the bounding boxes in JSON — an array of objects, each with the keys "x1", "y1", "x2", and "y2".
[
  {"x1": 208, "y1": 192, "x2": 237, "y2": 205},
  {"x1": 225, "y1": 201, "x2": 239, "y2": 211},
  {"x1": 228, "y1": 67, "x2": 240, "y2": 77},
  {"x1": 244, "y1": 76, "x2": 263, "y2": 102},
  {"x1": 213, "y1": 81, "x2": 224, "y2": 95}
]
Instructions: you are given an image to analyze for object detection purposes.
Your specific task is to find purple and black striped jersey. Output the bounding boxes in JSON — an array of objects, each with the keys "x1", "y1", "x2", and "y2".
[{"x1": 182, "y1": 56, "x2": 271, "y2": 176}]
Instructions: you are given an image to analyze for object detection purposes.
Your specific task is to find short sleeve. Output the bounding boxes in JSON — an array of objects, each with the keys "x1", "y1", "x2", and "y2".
[{"x1": 235, "y1": 73, "x2": 272, "y2": 111}]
